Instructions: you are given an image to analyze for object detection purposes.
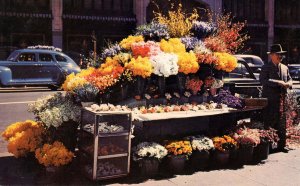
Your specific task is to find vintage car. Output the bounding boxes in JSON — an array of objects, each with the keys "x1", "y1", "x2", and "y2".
[
  {"x1": 0, "y1": 47, "x2": 81, "y2": 90},
  {"x1": 234, "y1": 54, "x2": 264, "y2": 73}
]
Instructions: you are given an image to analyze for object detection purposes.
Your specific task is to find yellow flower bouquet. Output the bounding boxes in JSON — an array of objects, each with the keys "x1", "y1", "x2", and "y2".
[
  {"x1": 2, "y1": 120, "x2": 44, "y2": 158},
  {"x1": 120, "y1": 35, "x2": 144, "y2": 50},
  {"x1": 160, "y1": 38, "x2": 186, "y2": 53},
  {"x1": 214, "y1": 52, "x2": 237, "y2": 72},
  {"x1": 35, "y1": 141, "x2": 74, "y2": 167},
  {"x1": 126, "y1": 56, "x2": 153, "y2": 78},
  {"x1": 177, "y1": 51, "x2": 199, "y2": 74},
  {"x1": 212, "y1": 135, "x2": 237, "y2": 152}
]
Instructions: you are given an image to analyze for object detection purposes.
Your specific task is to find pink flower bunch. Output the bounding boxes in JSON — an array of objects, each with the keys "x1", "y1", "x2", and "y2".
[
  {"x1": 233, "y1": 127, "x2": 261, "y2": 147},
  {"x1": 131, "y1": 41, "x2": 161, "y2": 57}
]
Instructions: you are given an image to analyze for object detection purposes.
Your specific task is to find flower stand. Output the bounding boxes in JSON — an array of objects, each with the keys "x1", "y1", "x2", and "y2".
[
  {"x1": 167, "y1": 155, "x2": 186, "y2": 174},
  {"x1": 253, "y1": 141, "x2": 269, "y2": 162},
  {"x1": 138, "y1": 158, "x2": 160, "y2": 177},
  {"x1": 157, "y1": 76, "x2": 166, "y2": 96},
  {"x1": 238, "y1": 145, "x2": 254, "y2": 164},
  {"x1": 177, "y1": 73, "x2": 186, "y2": 94},
  {"x1": 135, "y1": 76, "x2": 145, "y2": 96},
  {"x1": 189, "y1": 150, "x2": 210, "y2": 170}
]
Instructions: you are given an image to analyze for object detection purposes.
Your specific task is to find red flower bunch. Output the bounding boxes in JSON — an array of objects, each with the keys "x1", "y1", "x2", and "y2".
[
  {"x1": 185, "y1": 77, "x2": 203, "y2": 95},
  {"x1": 204, "y1": 76, "x2": 215, "y2": 87},
  {"x1": 131, "y1": 41, "x2": 161, "y2": 57},
  {"x1": 85, "y1": 71, "x2": 118, "y2": 93}
]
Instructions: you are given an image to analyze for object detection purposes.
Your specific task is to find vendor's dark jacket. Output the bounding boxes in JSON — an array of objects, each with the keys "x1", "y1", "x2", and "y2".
[{"x1": 259, "y1": 62, "x2": 292, "y2": 98}]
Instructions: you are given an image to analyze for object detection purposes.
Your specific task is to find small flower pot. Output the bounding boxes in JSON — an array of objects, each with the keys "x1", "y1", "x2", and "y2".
[
  {"x1": 238, "y1": 145, "x2": 254, "y2": 165},
  {"x1": 189, "y1": 150, "x2": 210, "y2": 170},
  {"x1": 253, "y1": 141, "x2": 270, "y2": 162},
  {"x1": 167, "y1": 155, "x2": 186, "y2": 174},
  {"x1": 138, "y1": 158, "x2": 160, "y2": 177}
]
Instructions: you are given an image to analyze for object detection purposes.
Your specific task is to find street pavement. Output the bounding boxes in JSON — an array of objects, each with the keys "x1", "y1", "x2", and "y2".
[{"x1": 0, "y1": 149, "x2": 299, "y2": 185}]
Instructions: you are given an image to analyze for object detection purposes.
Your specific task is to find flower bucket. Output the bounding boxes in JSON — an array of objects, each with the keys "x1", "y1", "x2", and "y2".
[
  {"x1": 213, "y1": 150, "x2": 230, "y2": 166},
  {"x1": 135, "y1": 76, "x2": 145, "y2": 96},
  {"x1": 177, "y1": 73, "x2": 186, "y2": 94},
  {"x1": 189, "y1": 150, "x2": 210, "y2": 170},
  {"x1": 157, "y1": 76, "x2": 166, "y2": 96},
  {"x1": 120, "y1": 84, "x2": 129, "y2": 100},
  {"x1": 238, "y1": 145, "x2": 254, "y2": 165},
  {"x1": 167, "y1": 155, "x2": 186, "y2": 174},
  {"x1": 138, "y1": 158, "x2": 160, "y2": 177},
  {"x1": 253, "y1": 141, "x2": 269, "y2": 161}
]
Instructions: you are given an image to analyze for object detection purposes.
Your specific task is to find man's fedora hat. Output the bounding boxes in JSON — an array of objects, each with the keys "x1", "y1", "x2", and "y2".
[{"x1": 267, "y1": 44, "x2": 287, "y2": 54}]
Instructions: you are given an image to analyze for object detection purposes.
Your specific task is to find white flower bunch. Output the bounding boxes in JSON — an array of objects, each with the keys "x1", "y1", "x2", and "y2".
[
  {"x1": 133, "y1": 142, "x2": 168, "y2": 161},
  {"x1": 191, "y1": 136, "x2": 214, "y2": 151},
  {"x1": 150, "y1": 52, "x2": 179, "y2": 77}
]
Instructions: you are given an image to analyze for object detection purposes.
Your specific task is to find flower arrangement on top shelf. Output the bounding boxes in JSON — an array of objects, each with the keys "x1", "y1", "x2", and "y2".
[
  {"x1": 132, "y1": 142, "x2": 168, "y2": 162},
  {"x1": 60, "y1": 3, "x2": 247, "y2": 102}
]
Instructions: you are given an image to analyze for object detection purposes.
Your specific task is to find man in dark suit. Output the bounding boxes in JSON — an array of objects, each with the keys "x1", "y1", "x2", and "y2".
[{"x1": 259, "y1": 44, "x2": 292, "y2": 152}]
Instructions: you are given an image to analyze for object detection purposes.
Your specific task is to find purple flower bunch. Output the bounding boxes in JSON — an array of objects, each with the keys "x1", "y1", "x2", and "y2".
[
  {"x1": 135, "y1": 21, "x2": 170, "y2": 41},
  {"x1": 214, "y1": 89, "x2": 244, "y2": 109},
  {"x1": 180, "y1": 36, "x2": 202, "y2": 51},
  {"x1": 101, "y1": 43, "x2": 122, "y2": 60},
  {"x1": 191, "y1": 21, "x2": 216, "y2": 39}
]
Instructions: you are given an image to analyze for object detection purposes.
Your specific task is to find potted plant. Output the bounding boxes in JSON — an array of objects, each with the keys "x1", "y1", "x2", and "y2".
[
  {"x1": 165, "y1": 140, "x2": 193, "y2": 173},
  {"x1": 233, "y1": 127, "x2": 260, "y2": 164},
  {"x1": 190, "y1": 136, "x2": 214, "y2": 170},
  {"x1": 254, "y1": 128, "x2": 279, "y2": 161},
  {"x1": 132, "y1": 142, "x2": 167, "y2": 177},
  {"x1": 212, "y1": 135, "x2": 237, "y2": 166}
]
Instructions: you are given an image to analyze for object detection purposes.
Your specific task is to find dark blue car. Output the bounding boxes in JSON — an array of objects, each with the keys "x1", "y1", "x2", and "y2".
[{"x1": 0, "y1": 47, "x2": 81, "y2": 90}]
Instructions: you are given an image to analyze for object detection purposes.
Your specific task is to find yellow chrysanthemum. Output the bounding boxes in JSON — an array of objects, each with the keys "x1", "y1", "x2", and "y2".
[
  {"x1": 160, "y1": 38, "x2": 186, "y2": 53},
  {"x1": 177, "y1": 51, "x2": 199, "y2": 74},
  {"x1": 120, "y1": 35, "x2": 144, "y2": 50},
  {"x1": 214, "y1": 52, "x2": 237, "y2": 72},
  {"x1": 126, "y1": 56, "x2": 153, "y2": 78}
]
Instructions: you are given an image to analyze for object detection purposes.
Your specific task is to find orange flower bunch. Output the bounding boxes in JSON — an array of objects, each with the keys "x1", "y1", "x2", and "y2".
[
  {"x1": 204, "y1": 36, "x2": 228, "y2": 53},
  {"x1": 126, "y1": 56, "x2": 153, "y2": 78},
  {"x1": 99, "y1": 57, "x2": 124, "y2": 78},
  {"x1": 196, "y1": 52, "x2": 219, "y2": 65},
  {"x1": 177, "y1": 51, "x2": 199, "y2": 74},
  {"x1": 165, "y1": 140, "x2": 192, "y2": 156},
  {"x1": 35, "y1": 141, "x2": 74, "y2": 167},
  {"x1": 85, "y1": 72, "x2": 118, "y2": 93},
  {"x1": 213, "y1": 135, "x2": 237, "y2": 152},
  {"x1": 185, "y1": 77, "x2": 203, "y2": 95},
  {"x1": 214, "y1": 52, "x2": 237, "y2": 72},
  {"x1": 120, "y1": 35, "x2": 144, "y2": 50},
  {"x1": 62, "y1": 67, "x2": 96, "y2": 91},
  {"x1": 2, "y1": 120, "x2": 44, "y2": 158}
]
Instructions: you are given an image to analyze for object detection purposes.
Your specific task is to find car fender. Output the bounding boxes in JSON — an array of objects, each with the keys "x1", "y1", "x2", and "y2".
[{"x1": 0, "y1": 66, "x2": 12, "y2": 85}]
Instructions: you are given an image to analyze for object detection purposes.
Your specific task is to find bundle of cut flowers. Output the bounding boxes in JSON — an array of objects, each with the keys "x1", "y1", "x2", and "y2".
[
  {"x1": 150, "y1": 52, "x2": 179, "y2": 77},
  {"x1": 135, "y1": 21, "x2": 170, "y2": 41},
  {"x1": 213, "y1": 135, "x2": 237, "y2": 152},
  {"x1": 259, "y1": 128, "x2": 279, "y2": 147},
  {"x1": 165, "y1": 140, "x2": 192, "y2": 157},
  {"x1": 35, "y1": 141, "x2": 74, "y2": 167},
  {"x1": 214, "y1": 89, "x2": 244, "y2": 109},
  {"x1": 185, "y1": 77, "x2": 203, "y2": 95},
  {"x1": 190, "y1": 136, "x2": 214, "y2": 152},
  {"x1": 233, "y1": 127, "x2": 261, "y2": 147},
  {"x1": 1, "y1": 120, "x2": 44, "y2": 158},
  {"x1": 132, "y1": 142, "x2": 168, "y2": 161}
]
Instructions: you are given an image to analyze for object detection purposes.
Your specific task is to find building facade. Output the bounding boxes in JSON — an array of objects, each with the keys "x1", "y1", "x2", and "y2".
[{"x1": 0, "y1": 0, "x2": 299, "y2": 62}]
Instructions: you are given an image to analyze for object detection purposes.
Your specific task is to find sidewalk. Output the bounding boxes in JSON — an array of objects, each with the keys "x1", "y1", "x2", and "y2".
[{"x1": 0, "y1": 149, "x2": 300, "y2": 186}]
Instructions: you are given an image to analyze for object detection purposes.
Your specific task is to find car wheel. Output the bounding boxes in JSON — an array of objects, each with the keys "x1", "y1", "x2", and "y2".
[{"x1": 48, "y1": 85, "x2": 60, "y2": 91}]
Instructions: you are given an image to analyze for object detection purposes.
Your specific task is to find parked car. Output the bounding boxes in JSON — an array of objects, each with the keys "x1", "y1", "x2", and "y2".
[
  {"x1": 287, "y1": 64, "x2": 300, "y2": 81},
  {"x1": 234, "y1": 54, "x2": 264, "y2": 73},
  {"x1": 0, "y1": 48, "x2": 81, "y2": 90}
]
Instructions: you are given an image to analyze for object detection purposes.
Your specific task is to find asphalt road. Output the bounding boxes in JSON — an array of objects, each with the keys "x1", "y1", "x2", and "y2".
[{"x1": 0, "y1": 87, "x2": 61, "y2": 153}]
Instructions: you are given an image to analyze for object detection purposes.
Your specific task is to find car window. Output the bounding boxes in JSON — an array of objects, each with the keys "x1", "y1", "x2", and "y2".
[
  {"x1": 229, "y1": 62, "x2": 252, "y2": 78},
  {"x1": 17, "y1": 53, "x2": 36, "y2": 62},
  {"x1": 7, "y1": 51, "x2": 20, "y2": 61},
  {"x1": 55, "y1": 55, "x2": 67, "y2": 62},
  {"x1": 39, "y1": 53, "x2": 54, "y2": 62},
  {"x1": 244, "y1": 57, "x2": 263, "y2": 65}
]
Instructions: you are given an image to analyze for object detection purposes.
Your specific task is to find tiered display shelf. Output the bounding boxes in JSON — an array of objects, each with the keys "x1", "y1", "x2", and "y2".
[{"x1": 79, "y1": 109, "x2": 132, "y2": 181}]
